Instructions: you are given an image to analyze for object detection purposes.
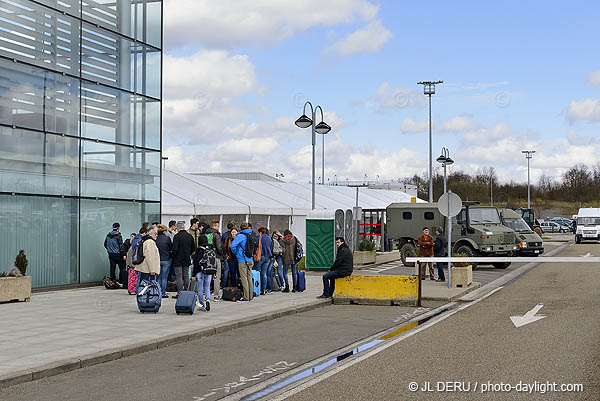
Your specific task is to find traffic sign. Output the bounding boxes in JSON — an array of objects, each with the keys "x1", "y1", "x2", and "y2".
[{"x1": 437, "y1": 191, "x2": 462, "y2": 217}]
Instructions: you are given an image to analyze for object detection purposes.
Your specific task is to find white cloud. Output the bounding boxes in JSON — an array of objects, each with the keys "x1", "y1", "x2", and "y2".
[
  {"x1": 164, "y1": 0, "x2": 379, "y2": 50},
  {"x1": 565, "y1": 98, "x2": 600, "y2": 122},
  {"x1": 587, "y1": 69, "x2": 600, "y2": 86},
  {"x1": 325, "y1": 20, "x2": 392, "y2": 57},
  {"x1": 369, "y1": 82, "x2": 424, "y2": 111},
  {"x1": 400, "y1": 118, "x2": 429, "y2": 133},
  {"x1": 214, "y1": 138, "x2": 279, "y2": 162},
  {"x1": 461, "y1": 81, "x2": 509, "y2": 90},
  {"x1": 441, "y1": 116, "x2": 480, "y2": 132}
]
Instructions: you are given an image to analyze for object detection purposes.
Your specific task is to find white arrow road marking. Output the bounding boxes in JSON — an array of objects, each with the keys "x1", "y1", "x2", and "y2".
[
  {"x1": 510, "y1": 304, "x2": 546, "y2": 328},
  {"x1": 581, "y1": 253, "x2": 592, "y2": 258}
]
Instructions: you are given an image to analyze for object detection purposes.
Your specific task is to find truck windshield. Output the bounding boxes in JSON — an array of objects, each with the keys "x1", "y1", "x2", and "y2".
[
  {"x1": 577, "y1": 217, "x2": 600, "y2": 226},
  {"x1": 504, "y1": 218, "x2": 531, "y2": 232},
  {"x1": 469, "y1": 208, "x2": 501, "y2": 224}
]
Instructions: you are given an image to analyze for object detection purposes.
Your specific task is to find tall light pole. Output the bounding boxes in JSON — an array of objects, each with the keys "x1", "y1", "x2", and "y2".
[
  {"x1": 321, "y1": 132, "x2": 326, "y2": 184},
  {"x1": 295, "y1": 101, "x2": 332, "y2": 209},
  {"x1": 522, "y1": 150, "x2": 535, "y2": 209},
  {"x1": 436, "y1": 147, "x2": 454, "y2": 289},
  {"x1": 417, "y1": 80, "x2": 443, "y2": 203}
]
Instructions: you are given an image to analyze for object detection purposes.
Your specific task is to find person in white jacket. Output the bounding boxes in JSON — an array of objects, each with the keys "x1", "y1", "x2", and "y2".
[{"x1": 134, "y1": 227, "x2": 161, "y2": 292}]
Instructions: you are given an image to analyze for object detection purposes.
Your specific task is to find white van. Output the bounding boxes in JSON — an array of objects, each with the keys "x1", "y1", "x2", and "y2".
[{"x1": 575, "y1": 208, "x2": 600, "y2": 243}]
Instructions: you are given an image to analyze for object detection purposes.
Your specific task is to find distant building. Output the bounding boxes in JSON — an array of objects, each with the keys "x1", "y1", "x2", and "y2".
[{"x1": 0, "y1": 0, "x2": 163, "y2": 288}]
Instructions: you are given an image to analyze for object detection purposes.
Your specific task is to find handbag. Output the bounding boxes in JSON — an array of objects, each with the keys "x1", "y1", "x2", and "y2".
[{"x1": 253, "y1": 233, "x2": 262, "y2": 263}]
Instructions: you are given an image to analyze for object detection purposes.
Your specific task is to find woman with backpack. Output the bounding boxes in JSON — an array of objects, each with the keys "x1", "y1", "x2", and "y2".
[
  {"x1": 281, "y1": 229, "x2": 298, "y2": 293},
  {"x1": 272, "y1": 231, "x2": 284, "y2": 291},
  {"x1": 192, "y1": 235, "x2": 212, "y2": 311}
]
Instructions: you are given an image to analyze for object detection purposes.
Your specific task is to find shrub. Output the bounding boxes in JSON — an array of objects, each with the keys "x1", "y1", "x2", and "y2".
[
  {"x1": 15, "y1": 250, "x2": 28, "y2": 276},
  {"x1": 452, "y1": 253, "x2": 470, "y2": 267},
  {"x1": 358, "y1": 239, "x2": 376, "y2": 252}
]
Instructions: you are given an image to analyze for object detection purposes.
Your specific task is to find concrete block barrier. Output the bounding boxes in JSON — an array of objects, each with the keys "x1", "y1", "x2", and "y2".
[{"x1": 333, "y1": 275, "x2": 418, "y2": 306}]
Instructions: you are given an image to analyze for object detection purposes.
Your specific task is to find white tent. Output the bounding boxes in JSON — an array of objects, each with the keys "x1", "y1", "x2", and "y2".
[{"x1": 161, "y1": 170, "x2": 423, "y2": 246}]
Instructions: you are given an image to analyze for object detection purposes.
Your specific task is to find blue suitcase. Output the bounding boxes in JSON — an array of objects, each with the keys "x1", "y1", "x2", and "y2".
[
  {"x1": 176, "y1": 281, "x2": 198, "y2": 315},
  {"x1": 296, "y1": 271, "x2": 306, "y2": 292},
  {"x1": 137, "y1": 279, "x2": 162, "y2": 313},
  {"x1": 252, "y1": 270, "x2": 261, "y2": 297}
]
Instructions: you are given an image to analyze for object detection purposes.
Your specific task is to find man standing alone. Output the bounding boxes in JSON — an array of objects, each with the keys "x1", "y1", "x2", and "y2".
[
  {"x1": 104, "y1": 223, "x2": 127, "y2": 288},
  {"x1": 418, "y1": 227, "x2": 435, "y2": 280},
  {"x1": 318, "y1": 237, "x2": 353, "y2": 299}
]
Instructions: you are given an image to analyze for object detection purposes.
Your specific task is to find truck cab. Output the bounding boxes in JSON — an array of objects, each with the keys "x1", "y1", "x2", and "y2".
[
  {"x1": 499, "y1": 209, "x2": 544, "y2": 256},
  {"x1": 575, "y1": 208, "x2": 600, "y2": 244},
  {"x1": 386, "y1": 202, "x2": 518, "y2": 269}
]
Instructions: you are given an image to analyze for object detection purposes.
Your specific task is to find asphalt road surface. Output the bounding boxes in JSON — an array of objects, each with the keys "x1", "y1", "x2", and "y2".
[
  {"x1": 283, "y1": 242, "x2": 600, "y2": 401},
  {"x1": 0, "y1": 303, "x2": 445, "y2": 401}
]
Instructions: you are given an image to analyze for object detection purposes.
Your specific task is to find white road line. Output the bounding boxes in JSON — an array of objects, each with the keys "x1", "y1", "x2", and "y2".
[{"x1": 268, "y1": 287, "x2": 504, "y2": 401}]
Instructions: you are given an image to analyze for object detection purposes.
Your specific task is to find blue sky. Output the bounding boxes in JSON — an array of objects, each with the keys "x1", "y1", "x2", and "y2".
[{"x1": 161, "y1": 0, "x2": 600, "y2": 185}]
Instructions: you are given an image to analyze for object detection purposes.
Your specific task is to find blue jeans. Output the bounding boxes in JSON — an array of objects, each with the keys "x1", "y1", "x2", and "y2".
[
  {"x1": 257, "y1": 256, "x2": 271, "y2": 292},
  {"x1": 136, "y1": 272, "x2": 156, "y2": 294},
  {"x1": 323, "y1": 270, "x2": 346, "y2": 297},
  {"x1": 196, "y1": 272, "x2": 212, "y2": 306},
  {"x1": 274, "y1": 256, "x2": 284, "y2": 286},
  {"x1": 266, "y1": 258, "x2": 274, "y2": 291},
  {"x1": 159, "y1": 260, "x2": 171, "y2": 296},
  {"x1": 283, "y1": 263, "x2": 298, "y2": 289},
  {"x1": 436, "y1": 262, "x2": 446, "y2": 281},
  {"x1": 227, "y1": 258, "x2": 238, "y2": 287},
  {"x1": 221, "y1": 258, "x2": 229, "y2": 287}
]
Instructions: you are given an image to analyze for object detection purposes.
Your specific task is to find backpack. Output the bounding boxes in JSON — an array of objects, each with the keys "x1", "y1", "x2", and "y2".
[
  {"x1": 241, "y1": 232, "x2": 258, "y2": 259},
  {"x1": 199, "y1": 246, "x2": 218, "y2": 275},
  {"x1": 294, "y1": 237, "x2": 303, "y2": 263},
  {"x1": 132, "y1": 238, "x2": 146, "y2": 265},
  {"x1": 103, "y1": 276, "x2": 120, "y2": 290},
  {"x1": 205, "y1": 233, "x2": 214, "y2": 246}
]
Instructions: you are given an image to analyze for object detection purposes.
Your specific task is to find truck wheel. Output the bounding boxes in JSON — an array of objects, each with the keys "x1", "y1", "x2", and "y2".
[
  {"x1": 400, "y1": 243, "x2": 417, "y2": 267},
  {"x1": 493, "y1": 262, "x2": 511, "y2": 269},
  {"x1": 454, "y1": 244, "x2": 477, "y2": 268},
  {"x1": 575, "y1": 236, "x2": 581, "y2": 244}
]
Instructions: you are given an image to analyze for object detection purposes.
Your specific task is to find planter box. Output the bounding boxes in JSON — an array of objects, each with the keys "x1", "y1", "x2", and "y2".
[
  {"x1": 451, "y1": 266, "x2": 472, "y2": 288},
  {"x1": 0, "y1": 276, "x2": 31, "y2": 302},
  {"x1": 353, "y1": 250, "x2": 376, "y2": 265}
]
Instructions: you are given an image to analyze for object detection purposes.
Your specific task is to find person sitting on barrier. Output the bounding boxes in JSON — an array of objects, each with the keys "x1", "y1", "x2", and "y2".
[
  {"x1": 318, "y1": 237, "x2": 353, "y2": 299},
  {"x1": 433, "y1": 227, "x2": 447, "y2": 282},
  {"x1": 418, "y1": 227, "x2": 435, "y2": 280}
]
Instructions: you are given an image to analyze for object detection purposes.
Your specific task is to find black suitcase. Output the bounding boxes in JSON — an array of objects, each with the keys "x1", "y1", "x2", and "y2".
[{"x1": 175, "y1": 281, "x2": 197, "y2": 315}]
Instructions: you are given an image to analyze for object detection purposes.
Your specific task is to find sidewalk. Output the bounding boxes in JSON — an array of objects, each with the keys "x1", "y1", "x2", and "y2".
[{"x1": 0, "y1": 274, "x2": 329, "y2": 388}]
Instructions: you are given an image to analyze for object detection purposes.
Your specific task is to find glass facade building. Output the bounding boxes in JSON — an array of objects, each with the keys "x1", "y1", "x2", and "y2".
[{"x1": 0, "y1": 0, "x2": 162, "y2": 287}]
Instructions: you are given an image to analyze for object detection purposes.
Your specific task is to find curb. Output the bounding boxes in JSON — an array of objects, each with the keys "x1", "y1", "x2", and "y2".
[
  {"x1": 422, "y1": 282, "x2": 482, "y2": 302},
  {"x1": 0, "y1": 299, "x2": 332, "y2": 390}
]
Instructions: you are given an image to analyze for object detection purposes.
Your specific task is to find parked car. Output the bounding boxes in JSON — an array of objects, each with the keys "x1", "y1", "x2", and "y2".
[{"x1": 539, "y1": 221, "x2": 568, "y2": 233}]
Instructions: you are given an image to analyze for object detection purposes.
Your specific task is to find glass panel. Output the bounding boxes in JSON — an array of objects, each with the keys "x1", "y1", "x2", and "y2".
[
  {"x1": 81, "y1": 22, "x2": 161, "y2": 98},
  {"x1": 79, "y1": 199, "x2": 159, "y2": 283},
  {"x1": 0, "y1": 0, "x2": 80, "y2": 74},
  {"x1": 0, "y1": 127, "x2": 79, "y2": 196},
  {"x1": 81, "y1": 83, "x2": 160, "y2": 149},
  {"x1": 35, "y1": 0, "x2": 80, "y2": 17},
  {"x1": 82, "y1": 0, "x2": 162, "y2": 49},
  {"x1": 0, "y1": 194, "x2": 78, "y2": 287},
  {"x1": 0, "y1": 58, "x2": 80, "y2": 136},
  {"x1": 81, "y1": 140, "x2": 160, "y2": 200}
]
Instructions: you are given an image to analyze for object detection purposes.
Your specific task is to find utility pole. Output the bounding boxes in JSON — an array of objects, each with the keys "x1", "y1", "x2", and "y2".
[{"x1": 417, "y1": 80, "x2": 443, "y2": 203}]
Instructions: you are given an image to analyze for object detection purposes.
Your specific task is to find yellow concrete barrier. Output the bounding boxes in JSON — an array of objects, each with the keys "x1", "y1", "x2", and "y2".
[{"x1": 333, "y1": 275, "x2": 418, "y2": 306}]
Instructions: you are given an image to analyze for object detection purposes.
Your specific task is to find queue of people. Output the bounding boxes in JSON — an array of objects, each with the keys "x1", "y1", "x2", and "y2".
[{"x1": 105, "y1": 219, "x2": 309, "y2": 312}]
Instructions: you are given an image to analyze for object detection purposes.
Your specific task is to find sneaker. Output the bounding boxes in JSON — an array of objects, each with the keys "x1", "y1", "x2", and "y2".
[
  {"x1": 292, "y1": 289, "x2": 297, "y2": 293},
  {"x1": 196, "y1": 300, "x2": 202, "y2": 309},
  {"x1": 236, "y1": 298, "x2": 248, "y2": 302},
  {"x1": 197, "y1": 305, "x2": 206, "y2": 311},
  {"x1": 436, "y1": 279, "x2": 446, "y2": 282},
  {"x1": 266, "y1": 290, "x2": 272, "y2": 294},
  {"x1": 172, "y1": 294, "x2": 179, "y2": 299},
  {"x1": 213, "y1": 297, "x2": 222, "y2": 302},
  {"x1": 205, "y1": 300, "x2": 210, "y2": 312}
]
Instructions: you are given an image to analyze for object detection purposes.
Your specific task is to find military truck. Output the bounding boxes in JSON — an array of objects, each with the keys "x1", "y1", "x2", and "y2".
[
  {"x1": 499, "y1": 209, "x2": 544, "y2": 256},
  {"x1": 386, "y1": 202, "x2": 518, "y2": 268}
]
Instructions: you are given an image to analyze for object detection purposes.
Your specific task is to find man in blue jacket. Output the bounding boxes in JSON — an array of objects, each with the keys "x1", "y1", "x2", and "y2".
[
  {"x1": 104, "y1": 223, "x2": 126, "y2": 288},
  {"x1": 230, "y1": 222, "x2": 255, "y2": 301}
]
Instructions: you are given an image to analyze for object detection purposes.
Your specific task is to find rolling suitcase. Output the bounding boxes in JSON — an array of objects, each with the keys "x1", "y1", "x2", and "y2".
[
  {"x1": 222, "y1": 286, "x2": 242, "y2": 302},
  {"x1": 127, "y1": 267, "x2": 138, "y2": 294},
  {"x1": 137, "y1": 279, "x2": 162, "y2": 313},
  {"x1": 252, "y1": 270, "x2": 261, "y2": 297},
  {"x1": 175, "y1": 281, "x2": 197, "y2": 315},
  {"x1": 296, "y1": 271, "x2": 306, "y2": 292}
]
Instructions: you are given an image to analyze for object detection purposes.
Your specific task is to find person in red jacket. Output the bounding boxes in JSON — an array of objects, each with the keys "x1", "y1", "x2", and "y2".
[{"x1": 417, "y1": 227, "x2": 435, "y2": 280}]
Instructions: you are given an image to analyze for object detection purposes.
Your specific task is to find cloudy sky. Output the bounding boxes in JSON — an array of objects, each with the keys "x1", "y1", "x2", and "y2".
[{"x1": 161, "y1": 0, "x2": 600, "y2": 185}]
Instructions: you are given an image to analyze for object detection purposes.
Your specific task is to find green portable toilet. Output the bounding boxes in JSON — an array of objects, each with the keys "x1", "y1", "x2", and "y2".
[{"x1": 305, "y1": 210, "x2": 336, "y2": 270}]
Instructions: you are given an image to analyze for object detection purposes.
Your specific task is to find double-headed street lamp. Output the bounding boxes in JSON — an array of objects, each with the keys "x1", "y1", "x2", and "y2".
[
  {"x1": 436, "y1": 147, "x2": 454, "y2": 194},
  {"x1": 417, "y1": 80, "x2": 443, "y2": 203},
  {"x1": 295, "y1": 101, "x2": 331, "y2": 209},
  {"x1": 522, "y1": 150, "x2": 535, "y2": 209}
]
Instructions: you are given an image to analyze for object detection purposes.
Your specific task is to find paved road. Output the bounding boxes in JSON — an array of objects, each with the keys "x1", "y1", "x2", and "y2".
[
  {"x1": 356, "y1": 240, "x2": 565, "y2": 286},
  {"x1": 283, "y1": 242, "x2": 600, "y2": 401},
  {"x1": 0, "y1": 303, "x2": 445, "y2": 401}
]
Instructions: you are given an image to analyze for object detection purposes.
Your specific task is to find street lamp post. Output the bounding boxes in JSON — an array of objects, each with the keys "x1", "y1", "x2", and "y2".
[
  {"x1": 522, "y1": 150, "x2": 535, "y2": 209},
  {"x1": 436, "y1": 147, "x2": 454, "y2": 289},
  {"x1": 295, "y1": 101, "x2": 331, "y2": 209},
  {"x1": 418, "y1": 80, "x2": 443, "y2": 203}
]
